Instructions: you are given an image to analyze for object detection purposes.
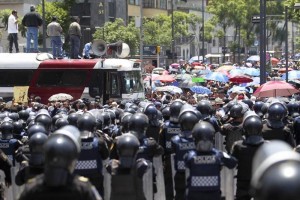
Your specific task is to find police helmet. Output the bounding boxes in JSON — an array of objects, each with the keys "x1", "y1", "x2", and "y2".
[
  {"x1": 224, "y1": 101, "x2": 237, "y2": 114},
  {"x1": 128, "y1": 113, "x2": 149, "y2": 140},
  {"x1": 243, "y1": 111, "x2": 263, "y2": 136},
  {"x1": 29, "y1": 132, "x2": 48, "y2": 165},
  {"x1": 179, "y1": 111, "x2": 200, "y2": 131},
  {"x1": 253, "y1": 101, "x2": 265, "y2": 118},
  {"x1": 124, "y1": 107, "x2": 136, "y2": 114},
  {"x1": 287, "y1": 101, "x2": 300, "y2": 118},
  {"x1": 44, "y1": 133, "x2": 79, "y2": 187},
  {"x1": 116, "y1": 133, "x2": 140, "y2": 168},
  {"x1": 251, "y1": 141, "x2": 300, "y2": 200},
  {"x1": 242, "y1": 99, "x2": 254, "y2": 110},
  {"x1": 0, "y1": 121, "x2": 14, "y2": 139},
  {"x1": 196, "y1": 100, "x2": 213, "y2": 117},
  {"x1": 13, "y1": 121, "x2": 23, "y2": 136},
  {"x1": 129, "y1": 104, "x2": 139, "y2": 112},
  {"x1": 27, "y1": 124, "x2": 47, "y2": 138},
  {"x1": 120, "y1": 112, "x2": 132, "y2": 133},
  {"x1": 55, "y1": 118, "x2": 69, "y2": 130},
  {"x1": 100, "y1": 112, "x2": 111, "y2": 130},
  {"x1": 67, "y1": 113, "x2": 80, "y2": 127},
  {"x1": 170, "y1": 101, "x2": 184, "y2": 123},
  {"x1": 77, "y1": 113, "x2": 96, "y2": 132},
  {"x1": 161, "y1": 105, "x2": 171, "y2": 121},
  {"x1": 52, "y1": 114, "x2": 63, "y2": 126},
  {"x1": 35, "y1": 114, "x2": 52, "y2": 131},
  {"x1": 229, "y1": 104, "x2": 244, "y2": 118},
  {"x1": 8, "y1": 112, "x2": 19, "y2": 121},
  {"x1": 192, "y1": 121, "x2": 215, "y2": 152},
  {"x1": 106, "y1": 110, "x2": 116, "y2": 125},
  {"x1": 18, "y1": 110, "x2": 29, "y2": 121},
  {"x1": 144, "y1": 104, "x2": 160, "y2": 126},
  {"x1": 267, "y1": 102, "x2": 287, "y2": 128},
  {"x1": 26, "y1": 115, "x2": 36, "y2": 126}
]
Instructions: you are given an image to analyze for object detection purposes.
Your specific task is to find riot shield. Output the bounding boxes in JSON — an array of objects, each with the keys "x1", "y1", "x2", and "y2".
[
  {"x1": 103, "y1": 159, "x2": 111, "y2": 200},
  {"x1": 143, "y1": 161, "x2": 153, "y2": 200},
  {"x1": 170, "y1": 153, "x2": 176, "y2": 196},
  {"x1": 153, "y1": 156, "x2": 165, "y2": 200}
]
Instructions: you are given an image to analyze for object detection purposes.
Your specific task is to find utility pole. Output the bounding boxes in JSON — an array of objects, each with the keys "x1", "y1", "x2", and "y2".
[
  {"x1": 140, "y1": 0, "x2": 144, "y2": 70},
  {"x1": 285, "y1": 6, "x2": 289, "y2": 82},
  {"x1": 202, "y1": 0, "x2": 205, "y2": 63},
  {"x1": 260, "y1": 0, "x2": 267, "y2": 84},
  {"x1": 171, "y1": 0, "x2": 175, "y2": 63},
  {"x1": 42, "y1": 0, "x2": 46, "y2": 52}
]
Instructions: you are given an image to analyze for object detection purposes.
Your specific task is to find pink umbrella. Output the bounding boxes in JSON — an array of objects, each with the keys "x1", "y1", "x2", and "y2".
[
  {"x1": 152, "y1": 74, "x2": 175, "y2": 83},
  {"x1": 170, "y1": 63, "x2": 180, "y2": 68},
  {"x1": 253, "y1": 81, "x2": 299, "y2": 97}
]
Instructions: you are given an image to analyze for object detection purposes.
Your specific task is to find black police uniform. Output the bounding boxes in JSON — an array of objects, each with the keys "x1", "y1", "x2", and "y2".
[
  {"x1": 18, "y1": 174, "x2": 102, "y2": 200},
  {"x1": 262, "y1": 123, "x2": 295, "y2": 147},
  {"x1": 0, "y1": 149, "x2": 12, "y2": 200}
]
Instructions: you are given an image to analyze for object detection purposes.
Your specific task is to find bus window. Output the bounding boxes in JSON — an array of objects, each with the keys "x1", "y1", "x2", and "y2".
[
  {"x1": 0, "y1": 70, "x2": 33, "y2": 86},
  {"x1": 110, "y1": 72, "x2": 121, "y2": 97},
  {"x1": 37, "y1": 70, "x2": 87, "y2": 87},
  {"x1": 121, "y1": 71, "x2": 143, "y2": 94},
  {"x1": 88, "y1": 70, "x2": 103, "y2": 98}
]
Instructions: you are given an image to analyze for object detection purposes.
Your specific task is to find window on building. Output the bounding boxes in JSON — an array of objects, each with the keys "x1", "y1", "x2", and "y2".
[
  {"x1": 129, "y1": 0, "x2": 135, "y2": 4},
  {"x1": 160, "y1": 0, "x2": 167, "y2": 9},
  {"x1": 144, "y1": 0, "x2": 154, "y2": 8},
  {"x1": 108, "y1": 2, "x2": 116, "y2": 22},
  {"x1": 213, "y1": 39, "x2": 216, "y2": 47}
]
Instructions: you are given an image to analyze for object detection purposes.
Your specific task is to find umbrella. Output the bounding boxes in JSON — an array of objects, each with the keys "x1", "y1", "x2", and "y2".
[
  {"x1": 281, "y1": 70, "x2": 300, "y2": 80},
  {"x1": 216, "y1": 65, "x2": 235, "y2": 72},
  {"x1": 245, "y1": 77, "x2": 260, "y2": 86},
  {"x1": 253, "y1": 81, "x2": 299, "y2": 97},
  {"x1": 170, "y1": 63, "x2": 180, "y2": 68},
  {"x1": 156, "y1": 86, "x2": 183, "y2": 94},
  {"x1": 271, "y1": 57, "x2": 280, "y2": 65},
  {"x1": 143, "y1": 74, "x2": 159, "y2": 81},
  {"x1": 190, "y1": 86, "x2": 212, "y2": 94},
  {"x1": 205, "y1": 72, "x2": 229, "y2": 82},
  {"x1": 228, "y1": 86, "x2": 249, "y2": 94},
  {"x1": 278, "y1": 68, "x2": 293, "y2": 73},
  {"x1": 197, "y1": 69, "x2": 211, "y2": 75},
  {"x1": 180, "y1": 80, "x2": 196, "y2": 88},
  {"x1": 229, "y1": 68, "x2": 244, "y2": 77},
  {"x1": 48, "y1": 93, "x2": 73, "y2": 101},
  {"x1": 152, "y1": 67, "x2": 168, "y2": 75},
  {"x1": 244, "y1": 68, "x2": 260, "y2": 77},
  {"x1": 229, "y1": 74, "x2": 253, "y2": 83},
  {"x1": 152, "y1": 74, "x2": 175, "y2": 82},
  {"x1": 188, "y1": 56, "x2": 204, "y2": 64},
  {"x1": 175, "y1": 73, "x2": 192, "y2": 80},
  {"x1": 247, "y1": 55, "x2": 260, "y2": 62},
  {"x1": 191, "y1": 62, "x2": 202, "y2": 66}
]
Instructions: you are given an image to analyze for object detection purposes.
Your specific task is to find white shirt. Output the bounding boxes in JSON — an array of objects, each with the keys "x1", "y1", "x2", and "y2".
[{"x1": 8, "y1": 14, "x2": 18, "y2": 33}]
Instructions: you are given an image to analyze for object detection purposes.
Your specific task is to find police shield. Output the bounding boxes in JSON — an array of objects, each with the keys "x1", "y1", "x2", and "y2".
[{"x1": 153, "y1": 155, "x2": 165, "y2": 200}]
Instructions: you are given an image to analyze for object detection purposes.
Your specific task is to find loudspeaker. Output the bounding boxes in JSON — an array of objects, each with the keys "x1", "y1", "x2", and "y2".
[
  {"x1": 107, "y1": 41, "x2": 130, "y2": 58},
  {"x1": 92, "y1": 40, "x2": 107, "y2": 56}
]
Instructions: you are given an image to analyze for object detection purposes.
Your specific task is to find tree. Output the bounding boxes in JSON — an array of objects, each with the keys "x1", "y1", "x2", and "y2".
[{"x1": 93, "y1": 18, "x2": 140, "y2": 56}]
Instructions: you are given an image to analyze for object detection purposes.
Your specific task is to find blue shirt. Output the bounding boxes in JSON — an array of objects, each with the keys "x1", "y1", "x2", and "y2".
[{"x1": 83, "y1": 42, "x2": 92, "y2": 57}]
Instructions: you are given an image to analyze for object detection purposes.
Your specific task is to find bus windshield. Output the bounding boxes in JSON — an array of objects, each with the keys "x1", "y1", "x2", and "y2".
[{"x1": 121, "y1": 71, "x2": 144, "y2": 93}]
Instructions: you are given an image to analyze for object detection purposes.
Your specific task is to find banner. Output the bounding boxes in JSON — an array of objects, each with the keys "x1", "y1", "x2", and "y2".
[{"x1": 13, "y1": 86, "x2": 29, "y2": 103}]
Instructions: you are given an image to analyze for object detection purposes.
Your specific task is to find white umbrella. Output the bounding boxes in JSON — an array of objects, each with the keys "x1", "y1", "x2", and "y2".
[
  {"x1": 156, "y1": 86, "x2": 183, "y2": 94},
  {"x1": 48, "y1": 93, "x2": 73, "y2": 102}
]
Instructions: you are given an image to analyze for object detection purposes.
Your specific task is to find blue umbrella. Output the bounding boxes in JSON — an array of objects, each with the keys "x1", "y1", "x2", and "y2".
[
  {"x1": 281, "y1": 70, "x2": 300, "y2": 80},
  {"x1": 245, "y1": 77, "x2": 260, "y2": 86},
  {"x1": 247, "y1": 55, "x2": 260, "y2": 62},
  {"x1": 230, "y1": 68, "x2": 244, "y2": 76},
  {"x1": 190, "y1": 86, "x2": 212, "y2": 94},
  {"x1": 205, "y1": 72, "x2": 229, "y2": 82},
  {"x1": 244, "y1": 68, "x2": 260, "y2": 77}
]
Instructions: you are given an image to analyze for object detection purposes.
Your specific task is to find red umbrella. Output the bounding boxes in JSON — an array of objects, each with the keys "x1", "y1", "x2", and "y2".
[
  {"x1": 253, "y1": 81, "x2": 299, "y2": 97},
  {"x1": 191, "y1": 62, "x2": 202, "y2": 66},
  {"x1": 229, "y1": 74, "x2": 253, "y2": 83},
  {"x1": 271, "y1": 57, "x2": 280, "y2": 65},
  {"x1": 278, "y1": 67, "x2": 293, "y2": 73},
  {"x1": 152, "y1": 74, "x2": 175, "y2": 83}
]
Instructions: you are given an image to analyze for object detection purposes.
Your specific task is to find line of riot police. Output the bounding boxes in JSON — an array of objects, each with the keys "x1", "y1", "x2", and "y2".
[{"x1": 0, "y1": 97, "x2": 300, "y2": 200}]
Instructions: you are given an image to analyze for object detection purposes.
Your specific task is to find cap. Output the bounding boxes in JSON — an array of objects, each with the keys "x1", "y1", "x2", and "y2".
[
  {"x1": 12, "y1": 10, "x2": 17, "y2": 14},
  {"x1": 30, "y1": 5, "x2": 35, "y2": 11},
  {"x1": 215, "y1": 97, "x2": 225, "y2": 105}
]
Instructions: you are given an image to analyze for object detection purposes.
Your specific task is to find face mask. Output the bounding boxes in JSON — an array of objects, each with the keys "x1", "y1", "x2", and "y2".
[{"x1": 196, "y1": 140, "x2": 213, "y2": 152}]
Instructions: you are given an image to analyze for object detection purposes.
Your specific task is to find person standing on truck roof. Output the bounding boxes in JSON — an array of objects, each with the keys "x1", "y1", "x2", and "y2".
[
  {"x1": 22, "y1": 5, "x2": 43, "y2": 53},
  {"x1": 68, "y1": 17, "x2": 82, "y2": 59},
  {"x1": 7, "y1": 10, "x2": 19, "y2": 53},
  {"x1": 47, "y1": 16, "x2": 63, "y2": 59}
]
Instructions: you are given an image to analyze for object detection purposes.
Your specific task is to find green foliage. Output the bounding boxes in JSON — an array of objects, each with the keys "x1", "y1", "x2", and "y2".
[
  {"x1": 0, "y1": 9, "x2": 11, "y2": 30},
  {"x1": 93, "y1": 18, "x2": 140, "y2": 55}
]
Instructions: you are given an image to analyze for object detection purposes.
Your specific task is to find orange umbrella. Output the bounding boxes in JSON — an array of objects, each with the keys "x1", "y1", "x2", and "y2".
[{"x1": 253, "y1": 81, "x2": 299, "y2": 97}]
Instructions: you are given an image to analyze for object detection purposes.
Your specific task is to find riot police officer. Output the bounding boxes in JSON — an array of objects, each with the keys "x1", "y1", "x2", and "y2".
[
  {"x1": 185, "y1": 121, "x2": 237, "y2": 200},
  {"x1": 231, "y1": 111, "x2": 265, "y2": 200},
  {"x1": 144, "y1": 103, "x2": 162, "y2": 142},
  {"x1": 196, "y1": 100, "x2": 221, "y2": 132},
  {"x1": 159, "y1": 101, "x2": 183, "y2": 200},
  {"x1": 262, "y1": 102, "x2": 295, "y2": 147},
  {"x1": 0, "y1": 121, "x2": 22, "y2": 166},
  {"x1": 251, "y1": 140, "x2": 300, "y2": 200},
  {"x1": 253, "y1": 101, "x2": 266, "y2": 119},
  {"x1": 75, "y1": 113, "x2": 109, "y2": 197},
  {"x1": 19, "y1": 126, "x2": 102, "y2": 200},
  {"x1": 221, "y1": 103, "x2": 244, "y2": 153},
  {"x1": 171, "y1": 104, "x2": 200, "y2": 200},
  {"x1": 15, "y1": 132, "x2": 48, "y2": 185},
  {"x1": 106, "y1": 133, "x2": 149, "y2": 200}
]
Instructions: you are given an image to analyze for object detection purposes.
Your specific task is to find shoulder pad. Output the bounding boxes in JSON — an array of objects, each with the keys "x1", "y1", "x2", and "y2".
[
  {"x1": 78, "y1": 176, "x2": 89, "y2": 182},
  {"x1": 27, "y1": 177, "x2": 36, "y2": 184},
  {"x1": 171, "y1": 135, "x2": 180, "y2": 143}
]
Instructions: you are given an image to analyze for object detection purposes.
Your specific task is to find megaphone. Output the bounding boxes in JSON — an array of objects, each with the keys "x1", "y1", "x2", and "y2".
[
  {"x1": 91, "y1": 40, "x2": 107, "y2": 56},
  {"x1": 107, "y1": 41, "x2": 130, "y2": 58}
]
